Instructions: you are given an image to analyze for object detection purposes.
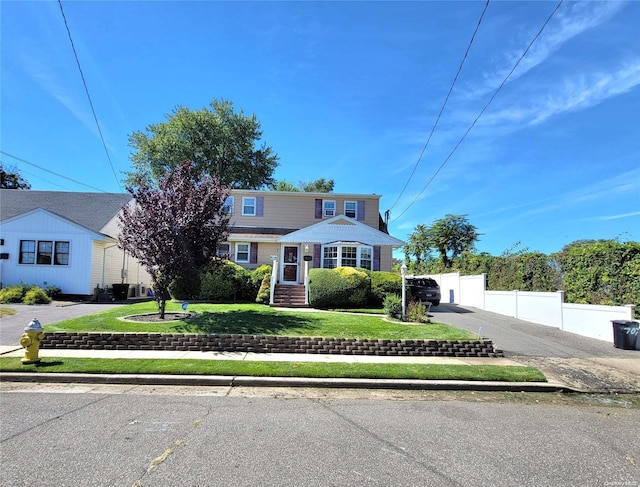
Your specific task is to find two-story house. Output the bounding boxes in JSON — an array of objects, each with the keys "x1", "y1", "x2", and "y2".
[
  {"x1": 0, "y1": 189, "x2": 404, "y2": 304},
  {"x1": 223, "y1": 189, "x2": 403, "y2": 279}
]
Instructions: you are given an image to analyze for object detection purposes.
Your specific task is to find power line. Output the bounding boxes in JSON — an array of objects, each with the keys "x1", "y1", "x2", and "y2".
[
  {"x1": 0, "y1": 151, "x2": 109, "y2": 193},
  {"x1": 57, "y1": 0, "x2": 122, "y2": 191},
  {"x1": 391, "y1": 0, "x2": 564, "y2": 224},
  {"x1": 388, "y1": 0, "x2": 490, "y2": 213},
  {"x1": 0, "y1": 160, "x2": 68, "y2": 190}
]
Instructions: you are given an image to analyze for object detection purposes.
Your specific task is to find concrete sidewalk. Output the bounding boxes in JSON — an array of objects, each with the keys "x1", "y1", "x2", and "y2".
[{"x1": 0, "y1": 345, "x2": 573, "y2": 393}]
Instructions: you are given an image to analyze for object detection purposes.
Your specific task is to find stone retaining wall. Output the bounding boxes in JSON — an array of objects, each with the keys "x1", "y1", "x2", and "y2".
[{"x1": 41, "y1": 332, "x2": 503, "y2": 357}]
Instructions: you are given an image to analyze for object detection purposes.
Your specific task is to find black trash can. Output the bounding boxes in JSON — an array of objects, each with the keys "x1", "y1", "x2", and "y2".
[
  {"x1": 611, "y1": 320, "x2": 639, "y2": 350},
  {"x1": 111, "y1": 283, "x2": 130, "y2": 301}
]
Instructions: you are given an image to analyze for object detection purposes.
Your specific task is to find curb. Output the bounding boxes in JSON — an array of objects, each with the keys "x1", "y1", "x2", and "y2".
[{"x1": 0, "y1": 372, "x2": 578, "y2": 393}]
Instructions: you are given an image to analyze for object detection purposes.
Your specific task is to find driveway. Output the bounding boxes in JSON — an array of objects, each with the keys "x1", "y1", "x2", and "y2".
[
  {"x1": 0, "y1": 302, "x2": 126, "y2": 346},
  {"x1": 431, "y1": 303, "x2": 640, "y2": 393}
]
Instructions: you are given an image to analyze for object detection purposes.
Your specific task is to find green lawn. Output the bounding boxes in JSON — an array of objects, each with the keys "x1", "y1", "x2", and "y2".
[
  {"x1": 0, "y1": 357, "x2": 546, "y2": 382},
  {"x1": 2, "y1": 302, "x2": 548, "y2": 383},
  {"x1": 45, "y1": 302, "x2": 477, "y2": 340}
]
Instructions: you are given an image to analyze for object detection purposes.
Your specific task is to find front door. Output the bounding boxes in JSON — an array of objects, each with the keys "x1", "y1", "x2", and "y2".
[{"x1": 281, "y1": 246, "x2": 299, "y2": 283}]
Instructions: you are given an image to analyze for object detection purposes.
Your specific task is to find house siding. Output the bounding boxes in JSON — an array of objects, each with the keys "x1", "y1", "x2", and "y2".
[
  {"x1": 229, "y1": 191, "x2": 381, "y2": 230},
  {"x1": 220, "y1": 190, "x2": 402, "y2": 274},
  {"x1": 90, "y1": 242, "x2": 152, "y2": 294},
  {"x1": 1, "y1": 211, "x2": 97, "y2": 295}
]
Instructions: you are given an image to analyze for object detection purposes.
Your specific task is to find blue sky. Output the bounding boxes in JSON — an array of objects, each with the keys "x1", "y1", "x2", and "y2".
[{"x1": 2, "y1": 1, "x2": 638, "y2": 256}]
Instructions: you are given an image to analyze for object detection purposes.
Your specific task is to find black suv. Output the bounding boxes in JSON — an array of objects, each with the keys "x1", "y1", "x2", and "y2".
[{"x1": 407, "y1": 278, "x2": 441, "y2": 306}]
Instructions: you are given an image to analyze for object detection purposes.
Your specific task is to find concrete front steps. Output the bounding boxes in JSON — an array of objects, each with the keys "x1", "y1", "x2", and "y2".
[{"x1": 272, "y1": 284, "x2": 308, "y2": 308}]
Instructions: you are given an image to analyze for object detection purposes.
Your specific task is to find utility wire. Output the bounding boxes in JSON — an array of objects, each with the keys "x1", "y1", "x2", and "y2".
[
  {"x1": 388, "y1": 0, "x2": 490, "y2": 213},
  {"x1": 0, "y1": 160, "x2": 68, "y2": 190},
  {"x1": 391, "y1": 0, "x2": 564, "y2": 224},
  {"x1": 0, "y1": 151, "x2": 109, "y2": 193},
  {"x1": 57, "y1": 0, "x2": 122, "y2": 191}
]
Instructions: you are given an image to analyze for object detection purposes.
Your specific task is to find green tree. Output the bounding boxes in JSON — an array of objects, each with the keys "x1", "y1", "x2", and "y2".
[
  {"x1": 118, "y1": 161, "x2": 230, "y2": 318},
  {"x1": 404, "y1": 214, "x2": 479, "y2": 269},
  {"x1": 554, "y1": 240, "x2": 640, "y2": 311},
  {"x1": 302, "y1": 178, "x2": 334, "y2": 193},
  {"x1": 271, "y1": 178, "x2": 335, "y2": 193},
  {"x1": 0, "y1": 164, "x2": 31, "y2": 189},
  {"x1": 125, "y1": 99, "x2": 279, "y2": 189}
]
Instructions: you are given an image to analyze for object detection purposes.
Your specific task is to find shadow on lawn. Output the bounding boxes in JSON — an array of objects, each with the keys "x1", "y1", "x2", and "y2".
[{"x1": 174, "y1": 310, "x2": 318, "y2": 335}]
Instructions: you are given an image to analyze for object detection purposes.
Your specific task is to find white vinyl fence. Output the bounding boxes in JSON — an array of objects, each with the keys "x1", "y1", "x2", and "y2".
[{"x1": 419, "y1": 272, "x2": 635, "y2": 343}]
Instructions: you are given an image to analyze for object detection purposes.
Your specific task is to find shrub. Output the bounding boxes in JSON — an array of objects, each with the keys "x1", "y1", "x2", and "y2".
[
  {"x1": 309, "y1": 267, "x2": 371, "y2": 308},
  {"x1": 255, "y1": 274, "x2": 271, "y2": 305},
  {"x1": 407, "y1": 299, "x2": 429, "y2": 323},
  {"x1": 251, "y1": 264, "x2": 272, "y2": 287},
  {"x1": 0, "y1": 285, "x2": 26, "y2": 303},
  {"x1": 199, "y1": 259, "x2": 253, "y2": 302},
  {"x1": 43, "y1": 285, "x2": 62, "y2": 298},
  {"x1": 249, "y1": 264, "x2": 272, "y2": 301},
  {"x1": 369, "y1": 271, "x2": 402, "y2": 306},
  {"x1": 22, "y1": 286, "x2": 52, "y2": 305},
  {"x1": 169, "y1": 272, "x2": 202, "y2": 300},
  {"x1": 383, "y1": 293, "x2": 402, "y2": 320}
]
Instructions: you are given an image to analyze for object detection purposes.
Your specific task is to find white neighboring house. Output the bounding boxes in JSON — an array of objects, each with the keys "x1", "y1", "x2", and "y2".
[{"x1": 0, "y1": 189, "x2": 151, "y2": 298}]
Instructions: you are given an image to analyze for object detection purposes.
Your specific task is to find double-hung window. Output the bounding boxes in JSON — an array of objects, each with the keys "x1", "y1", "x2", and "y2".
[
  {"x1": 19, "y1": 240, "x2": 70, "y2": 266},
  {"x1": 223, "y1": 197, "x2": 234, "y2": 215},
  {"x1": 217, "y1": 243, "x2": 231, "y2": 259},
  {"x1": 341, "y1": 246, "x2": 357, "y2": 267},
  {"x1": 344, "y1": 201, "x2": 357, "y2": 218},
  {"x1": 55, "y1": 242, "x2": 70, "y2": 265},
  {"x1": 242, "y1": 197, "x2": 256, "y2": 216},
  {"x1": 19, "y1": 240, "x2": 36, "y2": 264},
  {"x1": 323, "y1": 246, "x2": 338, "y2": 269},
  {"x1": 37, "y1": 241, "x2": 53, "y2": 264},
  {"x1": 235, "y1": 243, "x2": 250, "y2": 263},
  {"x1": 359, "y1": 247, "x2": 372, "y2": 270},
  {"x1": 323, "y1": 200, "x2": 336, "y2": 217}
]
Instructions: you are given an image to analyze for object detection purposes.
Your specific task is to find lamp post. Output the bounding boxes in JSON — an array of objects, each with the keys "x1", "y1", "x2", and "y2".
[{"x1": 401, "y1": 263, "x2": 407, "y2": 321}]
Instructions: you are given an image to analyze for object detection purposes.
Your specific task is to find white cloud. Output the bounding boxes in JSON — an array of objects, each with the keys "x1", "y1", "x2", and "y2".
[
  {"x1": 476, "y1": 59, "x2": 640, "y2": 131},
  {"x1": 479, "y1": 2, "x2": 625, "y2": 95},
  {"x1": 531, "y1": 62, "x2": 640, "y2": 125},
  {"x1": 594, "y1": 211, "x2": 640, "y2": 221}
]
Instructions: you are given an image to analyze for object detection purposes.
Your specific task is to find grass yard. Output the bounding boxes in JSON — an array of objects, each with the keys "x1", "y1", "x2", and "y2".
[
  {"x1": 44, "y1": 302, "x2": 477, "y2": 340},
  {"x1": 0, "y1": 357, "x2": 546, "y2": 382},
  {"x1": 0, "y1": 306, "x2": 17, "y2": 318},
  {"x1": 0, "y1": 302, "x2": 548, "y2": 383}
]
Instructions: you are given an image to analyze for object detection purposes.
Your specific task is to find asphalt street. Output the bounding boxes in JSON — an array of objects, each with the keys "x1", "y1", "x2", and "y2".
[{"x1": 1, "y1": 388, "x2": 639, "y2": 487}]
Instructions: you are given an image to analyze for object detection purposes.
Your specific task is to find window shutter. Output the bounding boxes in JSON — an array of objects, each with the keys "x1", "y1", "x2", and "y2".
[
  {"x1": 357, "y1": 200, "x2": 365, "y2": 221},
  {"x1": 373, "y1": 246, "x2": 381, "y2": 271},
  {"x1": 315, "y1": 199, "x2": 322, "y2": 219},
  {"x1": 250, "y1": 243, "x2": 258, "y2": 264},
  {"x1": 313, "y1": 244, "x2": 321, "y2": 268},
  {"x1": 256, "y1": 197, "x2": 264, "y2": 217}
]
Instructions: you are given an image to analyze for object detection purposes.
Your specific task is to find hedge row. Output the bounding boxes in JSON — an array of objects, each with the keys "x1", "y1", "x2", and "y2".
[{"x1": 170, "y1": 262, "x2": 403, "y2": 308}]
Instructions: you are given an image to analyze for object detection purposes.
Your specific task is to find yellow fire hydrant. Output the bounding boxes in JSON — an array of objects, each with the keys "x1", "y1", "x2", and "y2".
[{"x1": 20, "y1": 318, "x2": 45, "y2": 365}]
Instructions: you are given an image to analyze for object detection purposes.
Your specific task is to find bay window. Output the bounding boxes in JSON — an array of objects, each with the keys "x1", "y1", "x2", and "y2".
[{"x1": 321, "y1": 244, "x2": 372, "y2": 270}]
